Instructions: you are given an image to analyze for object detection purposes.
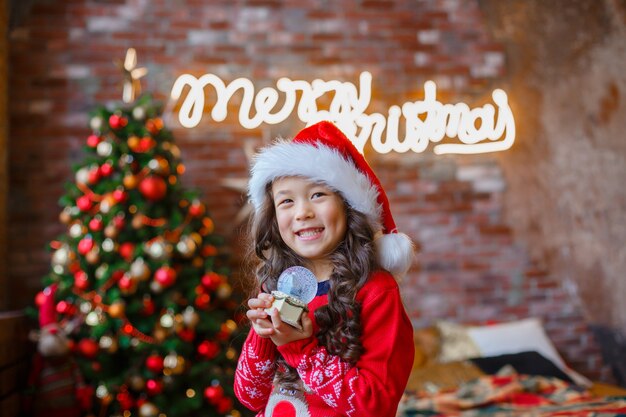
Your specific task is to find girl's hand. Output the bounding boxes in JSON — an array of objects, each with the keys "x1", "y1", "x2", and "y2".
[
  {"x1": 246, "y1": 293, "x2": 275, "y2": 338},
  {"x1": 268, "y1": 309, "x2": 313, "y2": 346}
]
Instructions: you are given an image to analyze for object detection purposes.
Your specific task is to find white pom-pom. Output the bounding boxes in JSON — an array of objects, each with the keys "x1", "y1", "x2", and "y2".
[{"x1": 375, "y1": 232, "x2": 414, "y2": 277}]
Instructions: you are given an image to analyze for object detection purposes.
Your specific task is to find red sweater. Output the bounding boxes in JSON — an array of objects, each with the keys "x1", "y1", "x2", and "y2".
[{"x1": 234, "y1": 270, "x2": 415, "y2": 417}]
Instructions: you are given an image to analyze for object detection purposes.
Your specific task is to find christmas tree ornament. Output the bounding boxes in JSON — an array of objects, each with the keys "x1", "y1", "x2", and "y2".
[
  {"x1": 188, "y1": 200, "x2": 204, "y2": 217},
  {"x1": 203, "y1": 384, "x2": 224, "y2": 404},
  {"x1": 159, "y1": 312, "x2": 174, "y2": 328},
  {"x1": 79, "y1": 301, "x2": 93, "y2": 314},
  {"x1": 76, "y1": 195, "x2": 93, "y2": 212},
  {"x1": 138, "y1": 402, "x2": 159, "y2": 417},
  {"x1": 182, "y1": 306, "x2": 199, "y2": 328},
  {"x1": 89, "y1": 116, "x2": 104, "y2": 131},
  {"x1": 148, "y1": 156, "x2": 169, "y2": 175},
  {"x1": 99, "y1": 198, "x2": 112, "y2": 214},
  {"x1": 104, "y1": 224, "x2": 119, "y2": 239},
  {"x1": 74, "y1": 270, "x2": 89, "y2": 290},
  {"x1": 198, "y1": 340, "x2": 219, "y2": 360},
  {"x1": 119, "y1": 242, "x2": 135, "y2": 260},
  {"x1": 176, "y1": 235, "x2": 196, "y2": 258},
  {"x1": 123, "y1": 173, "x2": 138, "y2": 189},
  {"x1": 178, "y1": 328, "x2": 195, "y2": 342},
  {"x1": 130, "y1": 258, "x2": 151, "y2": 281},
  {"x1": 145, "y1": 118, "x2": 163, "y2": 135},
  {"x1": 86, "y1": 309, "x2": 104, "y2": 326},
  {"x1": 216, "y1": 282, "x2": 232, "y2": 299},
  {"x1": 112, "y1": 188, "x2": 127, "y2": 203},
  {"x1": 149, "y1": 280, "x2": 164, "y2": 294},
  {"x1": 139, "y1": 176, "x2": 167, "y2": 201},
  {"x1": 85, "y1": 247, "x2": 100, "y2": 264},
  {"x1": 116, "y1": 389, "x2": 134, "y2": 410},
  {"x1": 118, "y1": 274, "x2": 138, "y2": 295},
  {"x1": 87, "y1": 134, "x2": 101, "y2": 147},
  {"x1": 100, "y1": 162, "x2": 113, "y2": 177},
  {"x1": 132, "y1": 213, "x2": 145, "y2": 229},
  {"x1": 154, "y1": 266, "x2": 177, "y2": 287},
  {"x1": 132, "y1": 105, "x2": 146, "y2": 120},
  {"x1": 101, "y1": 238, "x2": 116, "y2": 253},
  {"x1": 109, "y1": 114, "x2": 128, "y2": 130},
  {"x1": 108, "y1": 300, "x2": 126, "y2": 318},
  {"x1": 88, "y1": 217, "x2": 104, "y2": 232},
  {"x1": 201, "y1": 272, "x2": 222, "y2": 292},
  {"x1": 164, "y1": 353, "x2": 185, "y2": 375},
  {"x1": 153, "y1": 327, "x2": 167, "y2": 342},
  {"x1": 95, "y1": 384, "x2": 109, "y2": 399},
  {"x1": 145, "y1": 354, "x2": 164, "y2": 374},
  {"x1": 95, "y1": 264, "x2": 108, "y2": 279},
  {"x1": 78, "y1": 338, "x2": 99, "y2": 359},
  {"x1": 138, "y1": 136, "x2": 155, "y2": 153},
  {"x1": 87, "y1": 166, "x2": 101, "y2": 184},
  {"x1": 226, "y1": 347, "x2": 237, "y2": 360},
  {"x1": 55, "y1": 300, "x2": 70, "y2": 315},
  {"x1": 145, "y1": 238, "x2": 171, "y2": 260},
  {"x1": 69, "y1": 222, "x2": 85, "y2": 238},
  {"x1": 195, "y1": 293, "x2": 211, "y2": 310},
  {"x1": 128, "y1": 374, "x2": 145, "y2": 391},
  {"x1": 145, "y1": 378, "x2": 163, "y2": 396},
  {"x1": 127, "y1": 135, "x2": 140, "y2": 150},
  {"x1": 78, "y1": 237, "x2": 95, "y2": 255},
  {"x1": 96, "y1": 140, "x2": 113, "y2": 157},
  {"x1": 75, "y1": 167, "x2": 90, "y2": 185},
  {"x1": 59, "y1": 207, "x2": 73, "y2": 224},
  {"x1": 216, "y1": 397, "x2": 233, "y2": 413}
]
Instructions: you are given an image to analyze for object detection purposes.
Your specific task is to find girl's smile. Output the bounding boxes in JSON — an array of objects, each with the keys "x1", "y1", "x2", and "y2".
[{"x1": 272, "y1": 176, "x2": 347, "y2": 279}]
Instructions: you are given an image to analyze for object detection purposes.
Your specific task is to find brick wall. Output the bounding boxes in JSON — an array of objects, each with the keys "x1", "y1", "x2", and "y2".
[{"x1": 7, "y1": 0, "x2": 611, "y2": 381}]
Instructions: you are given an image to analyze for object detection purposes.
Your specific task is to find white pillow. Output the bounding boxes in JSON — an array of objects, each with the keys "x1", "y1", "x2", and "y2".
[{"x1": 467, "y1": 318, "x2": 591, "y2": 387}]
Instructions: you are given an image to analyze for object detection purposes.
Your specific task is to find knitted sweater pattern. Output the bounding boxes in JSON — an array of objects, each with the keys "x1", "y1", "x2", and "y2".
[{"x1": 234, "y1": 271, "x2": 414, "y2": 417}]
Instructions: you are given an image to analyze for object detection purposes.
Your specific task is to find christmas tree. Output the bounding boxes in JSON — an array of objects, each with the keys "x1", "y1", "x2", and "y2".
[{"x1": 33, "y1": 50, "x2": 245, "y2": 417}]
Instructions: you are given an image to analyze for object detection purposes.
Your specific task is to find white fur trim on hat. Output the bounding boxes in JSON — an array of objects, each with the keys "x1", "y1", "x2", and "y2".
[{"x1": 248, "y1": 140, "x2": 383, "y2": 231}]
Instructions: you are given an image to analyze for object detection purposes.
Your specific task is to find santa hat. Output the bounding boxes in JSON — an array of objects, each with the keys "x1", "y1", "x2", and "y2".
[
  {"x1": 248, "y1": 121, "x2": 414, "y2": 276},
  {"x1": 39, "y1": 284, "x2": 58, "y2": 329}
]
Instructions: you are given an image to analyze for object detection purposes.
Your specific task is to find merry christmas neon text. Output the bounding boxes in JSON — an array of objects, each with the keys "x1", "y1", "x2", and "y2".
[{"x1": 170, "y1": 71, "x2": 515, "y2": 155}]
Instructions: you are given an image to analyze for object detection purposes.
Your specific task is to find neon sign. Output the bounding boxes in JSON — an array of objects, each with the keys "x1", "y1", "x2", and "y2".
[{"x1": 170, "y1": 71, "x2": 515, "y2": 155}]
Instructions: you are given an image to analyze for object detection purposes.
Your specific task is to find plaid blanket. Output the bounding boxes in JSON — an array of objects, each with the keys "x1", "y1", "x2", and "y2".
[{"x1": 398, "y1": 370, "x2": 626, "y2": 417}]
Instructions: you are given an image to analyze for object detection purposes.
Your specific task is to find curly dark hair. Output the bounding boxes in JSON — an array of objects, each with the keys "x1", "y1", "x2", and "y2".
[{"x1": 245, "y1": 182, "x2": 377, "y2": 389}]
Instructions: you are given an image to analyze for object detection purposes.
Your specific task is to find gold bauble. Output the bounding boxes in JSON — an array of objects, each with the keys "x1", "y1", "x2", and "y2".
[
  {"x1": 182, "y1": 307, "x2": 199, "y2": 328},
  {"x1": 216, "y1": 282, "x2": 232, "y2": 299},
  {"x1": 132, "y1": 214, "x2": 144, "y2": 229},
  {"x1": 130, "y1": 258, "x2": 151, "y2": 281},
  {"x1": 138, "y1": 402, "x2": 159, "y2": 417},
  {"x1": 123, "y1": 174, "x2": 138, "y2": 189},
  {"x1": 108, "y1": 301, "x2": 126, "y2": 318},
  {"x1": 127, "y1": 135, "x2": 140, "y2": 150},
  {"x1": 104, "y1": 224, "x2": 119, "y2": 239},
  {"x1": 153, "y1": 327, "x2": 168, "y2": 343},
  {"x1": 59, "y1": 208, "x2": 72, "y2": 224},
  {"x1": 128, "y1": 374, "x2": 145, "y2": 391},
  {"x1": 176, "y1": 236, "x2": 196, "y2": 258},
  {"x1": 85, "y1": 248, "x2": 100, "y2": 264}
]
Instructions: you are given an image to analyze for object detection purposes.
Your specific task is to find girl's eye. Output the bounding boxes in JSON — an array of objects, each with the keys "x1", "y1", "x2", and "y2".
[
  {"x1": 311, "y1": 192, "x2": 326, "y2": 199},
  {"x1": 277, "y1": 198, "x2": 293, "y2": 206}
]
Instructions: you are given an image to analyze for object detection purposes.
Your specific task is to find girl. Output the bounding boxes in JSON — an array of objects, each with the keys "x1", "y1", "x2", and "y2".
[{"x1": 234, "y1": 121, "x2": 415, "y2": 417}]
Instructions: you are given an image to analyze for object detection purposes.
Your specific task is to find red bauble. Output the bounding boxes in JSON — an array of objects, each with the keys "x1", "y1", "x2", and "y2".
[
  {"x1": 188, "y1": 202, "x2": 205, "y2": 217},
  {"x1": 195, "y1": 293, "x2": 211, "y2": 310},
  {"x1": 118, "y1": 275, "x2": 134, "y2": 291},
  {"x1": 178, "y1": 328, "x2": 195, "y2": 342},
  {"x1": 204, "y1": 385, "x2": 224, "y2": 405},
  {"x1": 74, "y1": 270, "x2": 89, "y2": 290},
  {"x1": 78, "y1": 338, "x2": 99, "y2": 358},
  {"x1": 201, "y1": 272, "x2": 222, "y2": 292},
  {"x1": 139, "y1": 176, "x2": 167, "y2": 202},
  {"x1": 56, "y1": 300, "x2": 70, "y2": 315},
  {"x1": 154, "y1": 266, "x2": 176, "y2": 287},
  {"x1": 87, "y1": 167, "x2": 101, "y2": 184},
  {"x1": 197, "y1": 340, "x2": 220, "y2": 359},
  {"x1": 100, "y1": 162, "x2": 113, "y2": 177},
  {"x1": 87, "y1": 134, "x2": 101, "y2": 147},
  {"x1": 76, "y1": 195, "x2": 92, "y2": 211},
  {"x1": 77, "y1": 238, "x2": 95, "y2": 255},
  {"x1": 113, "y1": 215, "x2": 126, "y2": 229},
  {"x1": 89, "y1": 218, "x2": 103, "y2": 232},
  {"x1": 145, "y1": 354, "x2": 164, "y2": 374},
  {"x1": 117, "y1": 390, "x2": 134, "y2": 410},
  {"x1": 112, "y1": 189, "x2": 127, "y2": 203},
  {"x1": 145, "y1": 379, "x2": 163, "y2": 396},
  {"x1": 119, "y1": 242, "x2": 135, "y2": 260},
  {"x1": 216, "y1": 397, "x2": 233, "y2": 413},
  {"x1": 142, "y1": 297, "x2": 155, "y2": 315},
  {"x1": 109, "y1": 114, "x2": 128, "y2": 129}
]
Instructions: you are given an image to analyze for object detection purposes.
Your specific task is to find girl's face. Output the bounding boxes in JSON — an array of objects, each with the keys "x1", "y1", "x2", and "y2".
[{"x1": 271, "y1": 176, "x2": 347, "y2": 278}]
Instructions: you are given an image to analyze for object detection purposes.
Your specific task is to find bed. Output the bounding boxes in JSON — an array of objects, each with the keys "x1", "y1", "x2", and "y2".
[{"x1": 398, "y1": 319, "x2": 626, "y2": 417}]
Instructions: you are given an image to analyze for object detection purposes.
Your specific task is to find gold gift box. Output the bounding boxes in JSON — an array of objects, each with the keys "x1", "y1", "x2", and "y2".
[{"x1": 265, "y1": 290, "x2": 309, "y2": 329}]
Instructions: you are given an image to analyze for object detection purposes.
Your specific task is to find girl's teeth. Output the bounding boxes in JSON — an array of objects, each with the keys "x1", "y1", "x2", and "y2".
[{"x1": 298, "y1": 228, "x2": 322, "y2": 237}]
